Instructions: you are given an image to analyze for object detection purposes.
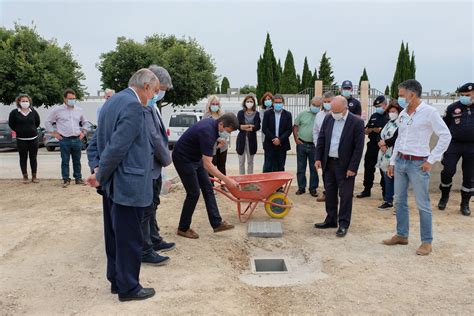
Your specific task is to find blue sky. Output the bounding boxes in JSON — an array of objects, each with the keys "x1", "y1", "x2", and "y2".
[{"x1": 1, "y1": 0, "x2": 472, "y2": 95}]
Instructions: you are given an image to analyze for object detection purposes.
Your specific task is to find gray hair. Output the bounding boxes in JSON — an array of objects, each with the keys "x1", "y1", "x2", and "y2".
[
  {"x1": 217, "y1": 112, "x2": 239, "y2": 131},
  {"x1": 104, "y1": 88, "x2": 115, "y2": 94},
  {"x1": 148, "y1": 64, "x2": 173, "y2": 89},
  {"x1": 333, "y1": 95, "x2": 348, "y2": 108},
  {"x1": 398, "y1": 79, "x2": 422, "y2": 97},
  {"x1": 128, "y1": 68, "x2": 159, "y2": 89},
  {"x1": 273, "y1": 94, "x2": 285, "y2": 103},
  {"x1": 311, "y1": 96, "x2": 323, "y2": 105},
  {"x1": 323, "y1": 91, "x2": 335, "y2": 99}
]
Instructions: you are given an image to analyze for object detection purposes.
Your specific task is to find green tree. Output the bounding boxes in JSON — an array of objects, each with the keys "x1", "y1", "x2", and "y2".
[
  {"x1": 318, "y1": 52, "x2": 335, "y2": 87},
  {"x1": 310, "y1": 67, "x2": 318, "y2": 88},
  {"x1": 216, "y1": 86, "x2": 221, "y2": 94},
  {"x1": 240, "y1": 85, "x2": 256, "y2": 94},
  {"x1": 384, "y1": 85, "x2": 390, "y2": 96},
  {"x1": 300, "y1": 57, "x2": 313, "y2": 90},
  {"x1": 256, "y1": 33, "x2": 281, "y2": 101},
  {"x1": 280, "y1": 50, "x2": 299, "y2": 94},
  {"x1": 0, "y1": 24, "x2": 85, "y2": 107},
  {"x1": 98, "y1": 34, "x2": 217, "y2": 106},
  {"x1": 390, "y1": 41, "x2": 416, "y2": 98},
  {"x1": 297, "y1": 74, "x2": 301, "y2": 91},
  {"x1": 220, "y1": 77, "x2": 230, "y2": 94},
  {"x1": 358, "y1": 67, "x2": 370, "y2": 93}
]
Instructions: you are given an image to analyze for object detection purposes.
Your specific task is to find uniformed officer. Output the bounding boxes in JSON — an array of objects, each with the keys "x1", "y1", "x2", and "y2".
[
  {"x1": 438, "y1": 82, "x2": 474, "y2": 216},
  {"x1": 357, "y1": 95, "x2": 389, "y2": 198},
  {"x1": 341, "y1": 80, "x2": 362, "y2": 116}
]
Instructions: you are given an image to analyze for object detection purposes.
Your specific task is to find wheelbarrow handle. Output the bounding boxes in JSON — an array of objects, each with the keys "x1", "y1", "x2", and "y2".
[{"x1": 210, "y1": 177, "x2": 240, "y2": 190}]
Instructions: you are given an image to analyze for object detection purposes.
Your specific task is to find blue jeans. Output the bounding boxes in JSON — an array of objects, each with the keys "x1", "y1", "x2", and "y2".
[
  {"x1": 296, "y1": 143, "x2": 318, "y2": 191},
  {"x1": 382, "y1": 171, "x2": 394, "y2": 203},
  {"x1": 59, "y1": 137, "x2": 82, "y2": 181},
  {"x1": 394, "y1": 156, "x2": 433, "y2": 243},
  {"x1": 263, "y1": 147, "x2": 287, "y2": 173}
]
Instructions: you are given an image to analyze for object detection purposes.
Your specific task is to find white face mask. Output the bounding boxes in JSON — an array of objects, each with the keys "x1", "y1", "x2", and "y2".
[
  {"x1": 388, "y1": 112, "x2": 399, "y2": 121},
  {"x1": 245, "y1": 102, "x2": 254, "y2": 109},
  {"x1": 331, "y1": 112, "x2": 343, "y2": 121},
  {"x1": 20, "y1": 101, "x2": 30, "y2": 109}
]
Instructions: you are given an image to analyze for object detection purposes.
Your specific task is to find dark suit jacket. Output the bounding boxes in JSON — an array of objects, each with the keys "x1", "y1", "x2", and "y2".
[
  {"x1": 262, "y1": 109, "x2": 293, "y2": 151},
  {"x1": 315, "y1": 112, "x2": 365, "y2": 172},
  {"x1": 236, "y1": 110, "x2": 261, "y2": 155},
  {"x1": 87, "y1": 88, "x2": 154, "y2": 207}
]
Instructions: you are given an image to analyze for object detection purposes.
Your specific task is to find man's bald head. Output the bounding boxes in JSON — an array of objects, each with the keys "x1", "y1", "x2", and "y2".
[{"x1": 331, "y1": 96, "x2": 348, "y2": 113}]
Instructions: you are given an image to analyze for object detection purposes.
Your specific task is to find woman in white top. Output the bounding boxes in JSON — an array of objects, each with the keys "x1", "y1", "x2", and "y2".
[{"x1": 203, "y1": 95, "x2": 229, "y2": 175}]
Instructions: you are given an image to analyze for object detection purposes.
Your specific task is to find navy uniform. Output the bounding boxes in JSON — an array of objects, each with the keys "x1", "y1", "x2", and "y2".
[
  {"x1": 438, "y1": 82, "x2": 474, "y2": 216},
  {"x1": 341, "y1": 80, "x2": 362, "y2": 116},
  {"x1": 357, "y1": 95, "x2": 389, "y2": 198}
]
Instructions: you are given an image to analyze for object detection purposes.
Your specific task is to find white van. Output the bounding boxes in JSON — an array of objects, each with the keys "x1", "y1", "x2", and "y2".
[{"x1": 167, "y1": 110, "x2": 203, "y2": 150}]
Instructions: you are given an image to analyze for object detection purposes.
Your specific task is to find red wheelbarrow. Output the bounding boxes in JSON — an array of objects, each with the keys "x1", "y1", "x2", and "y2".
[{"x1": 211, "y1": 172, "x2": 293, "y2": 223}]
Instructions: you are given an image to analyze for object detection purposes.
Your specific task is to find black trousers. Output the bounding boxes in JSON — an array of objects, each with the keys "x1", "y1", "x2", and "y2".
[
  {"x1": 102, "y1": 193, "x2": 146, "y2": 296},
  {"x1": 363, "y1": 143, "x2": 385, "y2": 193},
  {"x1": 142, "y1": 177, "x2": 163, "y2": 256},
  {"x1": 323, "y1": 159, "x2": 356, "y2": 228},
  {"x1": 263, "y1": 147, "x2": 287, "y2": 173},
  {"x1": 212, "y1": 148, "x2": 227, "y2": 175},
  {"x1": 17, "y1": 138, "x2": 38, "y2": 175},
  {"x1": 173, "y1": 157, "x2": 222, "y2": 231},
  {"x1": 441, "y1": 142, "x2": 474, "y2": 196}
]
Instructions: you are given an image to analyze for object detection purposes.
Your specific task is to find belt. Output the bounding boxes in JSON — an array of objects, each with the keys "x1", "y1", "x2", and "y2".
[
  {"x1": 61, "y1": 135, "x2": 80, "y2": 139},
  {"x1": 397, "y1": 152, "x2": 427, "y2": 161},
  {"x1": 328, "y1": 157, "x2": 339, "y2": 161},
  {"x1": 298, "y1": 139, "x2": 314, "y2": 145}
]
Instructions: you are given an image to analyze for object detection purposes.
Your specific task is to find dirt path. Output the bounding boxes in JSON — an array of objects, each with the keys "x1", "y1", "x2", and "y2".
[{"x1": 0, "y1": 179, "x2": 473, "y2": 315}]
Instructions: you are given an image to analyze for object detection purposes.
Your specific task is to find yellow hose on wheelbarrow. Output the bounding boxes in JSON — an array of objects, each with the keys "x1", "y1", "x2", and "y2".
[{"x1": 265, "y1": 192, "x2": 292, "y2": 218}]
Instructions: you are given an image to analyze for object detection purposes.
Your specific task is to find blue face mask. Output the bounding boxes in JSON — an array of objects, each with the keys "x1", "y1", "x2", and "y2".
[
  {"x1": 264, "y1": 99, "x2": 272, "y2": 107},
  {"x1": 219, "y1": 130, "x2": 229, "y2": 138},
  {"x1": 310, "y1": 106, "x2": 320, "y2": 114},
  {"x1": 66, "y1": 99, "x2": 76, "y2": 107},
  {"x1": 156, "y1": 90, "x2": 166, "y2": 101},
  {"x1": 398, "y1": 97, "x2": 407, "y2": 108},
  {"x1": 460, "y1": 95, "x2": 471, "y2": 106},
  {"x1": 210, "y1": 105, "x2": 220, "y2": 113},
  {"x1": 341, "y1": 90, "x2": 351, "y2": 98},
  {"x1": 375, "y1": 107, "x2": 385, "y2": 114},
  {"x1": 323, "y1": 103, "x2": 332, "y2": 111},
  {"x1": 274, "y1": 103, "x2": 283, "y2": 112},
  {"x1": 147, "y1": 95, "x2": 158, "y2": 107}
]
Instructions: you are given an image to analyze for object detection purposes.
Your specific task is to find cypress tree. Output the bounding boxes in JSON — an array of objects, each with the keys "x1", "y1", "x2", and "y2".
[
  {"x1": 318, "y1": 52, "x2": 335, "y2": 87},
  {"x1": 280, "y1": 50, "x2": 299, "y2": 94},
  {"x1": 220, "y1": 77, "x2": 230, "y2": 94},
  {"x1": 300, "y1": 57, "x2": 313, "y2": 90},
  {"x1": 384, "y1": 85, "x2": 390, "y2": 96},
  {"x1": 358, "y1": 67, "x2": 369, "y2": 91},
  {"x1": 256, "y1": 33, "x2": 276, "y2": 100},
  {"x1": 410, "y1": 51, "x2": 416, "y2": 79}
]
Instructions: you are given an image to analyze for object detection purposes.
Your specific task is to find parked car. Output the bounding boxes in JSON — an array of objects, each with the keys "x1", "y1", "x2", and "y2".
[
  {"x1": 167, "y1": 110, "x2": 203, "y2": 150},
  {"x1": 0, "y1": 120, "x2": 16, "y2": 149},
  {"x1": 44, "y1": 121, "x2": 97, "y2": 152}
]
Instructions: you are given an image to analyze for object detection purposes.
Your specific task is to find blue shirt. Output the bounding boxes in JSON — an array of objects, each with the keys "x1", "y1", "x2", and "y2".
[
  {"x1": 274, "y1": 111, "x2": 282, "y2": 137},
  {"x1": 329, "y1": 111, "x2": 349, "y2": 158},
  {"x1": 173, "y1": 118, "x2": 218, "y2": 163}
]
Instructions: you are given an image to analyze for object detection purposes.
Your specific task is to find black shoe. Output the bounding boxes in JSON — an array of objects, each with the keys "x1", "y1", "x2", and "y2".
[
  {"x1": 277, "y1": 187, "x2": 284, "y2": 193},
  {"x1": 111, "y1": 285, "x2": 118, "y2": 295},
  {"x1": 295, "y1": 189, "x2": 305, "y2": 195},
  {"x1": 438, "y1": 197, "x2": 449, "y2": 210},
  {"x1": 336, "y1": 227, "x2": 348, "y2": 237},
  {"x1": 309, "y1": 190, "x2": 318, "y2": 197},
  {"x1": 153, "y1": 241, "x2": 176, "y2": 252},
  {"x1": 118, "y1": 288, "x2": 155, "y2": 302},
  {"x1": 142, "y1": 252, "x2": 170, "y2": 266},
  {"x1": 62, "y1": 179, "x2": 70, "y2": 188},
  {"x1": 461, "y1": 204, "x2": 471, "y2": 216},
  {"x1": 356, "y1": 190, "x2": 371, "y2": 198},
  {"x1": 314, "y1": 222, "x2": 338, "y2": 229},
  {"x1": 378, "y1": 202, "x2": 393, "y2": 210}
]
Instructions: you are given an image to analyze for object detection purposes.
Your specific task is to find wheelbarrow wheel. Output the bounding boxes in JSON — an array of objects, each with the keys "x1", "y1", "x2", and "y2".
[{"x1": 265, "y1": 192, "x2": 291, "y2": 218}]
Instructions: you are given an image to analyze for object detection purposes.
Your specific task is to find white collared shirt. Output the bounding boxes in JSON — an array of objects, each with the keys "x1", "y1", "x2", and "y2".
[
  {"x1": 274, "y1": 111, "x2": 282, "y2": 137},
  {"x1": 44, "y1": 104, "x2": 87, "y2": 137},
  {"x1": 390, "y1": 101, "x2": 451, "y2": 165},
  {"x1": 313, "y1": 110, "x2": 329, "y2": 147},
  {"x1": 129, "y1": 87, "x2": 141, "y2": 103},
  {"x1": 18, "y1": 108, "x2": 32, "y2": 116},
  {"x1": 329, "y1": 110, "x2": 349, "y2": 158}
]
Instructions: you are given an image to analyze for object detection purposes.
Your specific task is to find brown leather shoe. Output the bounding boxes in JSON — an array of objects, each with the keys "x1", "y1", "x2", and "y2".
[
  {"x1": 416, "y1": 243, "x2": 432, "y2": 256},
  {"x1": 383, "y1": 235, "x2": 408, "y2": 246},
  {"x1": 316, "y1": 193, "x2": 326, "y2": 202},
  {"x1": 31, "y1": 173, "x2": 39, "y2": 183},
  {"x1": 22, "y1": 174, "x2": 29, "y2": 184},
  {"x1": 213, "y1": 221, "x2": 235, "y2": 233},
  {"x1": 75, "y1": 179, "x2": 85, "y2": 185},
  {"x1": 177, "y1": 228, "x2": 199, "y2": 239}
]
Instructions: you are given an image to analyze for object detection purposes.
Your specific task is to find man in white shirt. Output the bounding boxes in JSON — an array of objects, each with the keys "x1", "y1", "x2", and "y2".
[{"x1": 383, "y1": 79, "x2": 451, "y2": 256}]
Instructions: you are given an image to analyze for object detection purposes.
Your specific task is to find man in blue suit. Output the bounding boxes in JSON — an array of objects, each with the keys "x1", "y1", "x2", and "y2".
[
  {"x1": 262, "y1": 94, "x2": 293, "y2": 173},
  {"x1": 86, "y1": 69, "x2": 159, "y2": 302},
  {"x1": 314, "y1": 96, "x2": 365, "y2": 237}
]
